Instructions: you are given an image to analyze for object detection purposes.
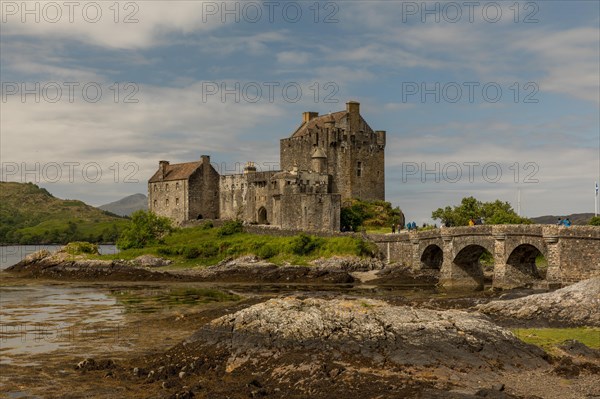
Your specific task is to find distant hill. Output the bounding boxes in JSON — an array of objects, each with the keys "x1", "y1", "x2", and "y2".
[
  {"x1": 99, "y1": 193, "x2": 147, "y2": 216},
  {"x1": 0, "y1": 182, "x2": 129, "y2": 244},
  {"x1": 530, "y1": 213, "x2": 595, "y2": 225}
]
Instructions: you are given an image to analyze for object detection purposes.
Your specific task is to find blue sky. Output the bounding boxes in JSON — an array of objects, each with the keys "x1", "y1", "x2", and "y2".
[{"x1": 1, "y1": 1, "x2": 599, "y2": 223}]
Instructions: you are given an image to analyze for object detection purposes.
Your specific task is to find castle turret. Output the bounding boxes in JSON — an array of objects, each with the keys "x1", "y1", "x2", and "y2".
[{"x1": 311, "y1": 148, "x2": 327, "y2": 173}]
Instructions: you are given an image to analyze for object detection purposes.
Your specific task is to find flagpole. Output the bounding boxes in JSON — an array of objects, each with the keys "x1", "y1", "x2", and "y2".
[{"x1": 594, "y1": 182, "x2": 598, "y2": 216}]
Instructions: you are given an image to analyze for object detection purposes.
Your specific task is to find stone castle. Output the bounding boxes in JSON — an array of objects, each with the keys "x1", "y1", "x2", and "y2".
[{"x1": 148, "y1": 101, "x2": 386, "y2": 231}]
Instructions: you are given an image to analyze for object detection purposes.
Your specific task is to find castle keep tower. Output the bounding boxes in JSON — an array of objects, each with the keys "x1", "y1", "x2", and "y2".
[{"x1": 280, "y1": 101, "x2": 386, "y2": 202}]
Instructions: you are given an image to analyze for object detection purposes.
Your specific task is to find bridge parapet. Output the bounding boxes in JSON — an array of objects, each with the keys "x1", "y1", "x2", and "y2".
[{"x1": 366, "y1": 224, "x2": 600, "y2": 289}]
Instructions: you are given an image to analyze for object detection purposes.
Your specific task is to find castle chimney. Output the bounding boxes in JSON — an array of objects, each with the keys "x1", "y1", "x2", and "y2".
[
  {"x1": 346, "y1": 101, "x2": 360, "y2": 115},
  {"x1": 159, "y1": 160, "x2": 169, "y2": 180},
  {"x1": 302, "y1": 111, "x2": 319, "y2": 123},
  {"x1": 346, "y1": 101, "x2": 360, "y2": 130},
  {"x1": 376, "y1": 130, "x2": 386, "y2": 146},
  {"x1": 243, "y1": 161, "x2": 257, "y2": 174},
  {"x1": 201, "y1": 155, "x2": 210, "y2": 164}
]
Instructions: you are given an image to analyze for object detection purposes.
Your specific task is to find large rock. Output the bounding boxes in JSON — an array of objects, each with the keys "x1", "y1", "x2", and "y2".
[
  {"x1": 477, "y1": 277, "x2": 600, "y2": 326},
  {"x1": 190, "y1": 297, "x2": 546, "y2": 371},
  {"x1": 310, "y1": 256, "x2": 385, "y2": 272},
  {"x1": 190, "y1": 257, "x2": 355, "y2": 284},
  {"x1": 133, "y1": 255, "x2": 172, "y2": 267}
]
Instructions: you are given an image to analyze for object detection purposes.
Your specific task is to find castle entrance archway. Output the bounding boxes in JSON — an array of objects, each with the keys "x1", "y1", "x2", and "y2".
[{"x1": 258, "y1": 207, "x2": 268, "y2": 224}]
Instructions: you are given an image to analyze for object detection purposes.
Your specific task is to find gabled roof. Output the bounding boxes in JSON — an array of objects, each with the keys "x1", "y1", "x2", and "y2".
[
  {"x1": 148, "y1": 161, "x2": 203, "y2": 183},
  {"x1": 290, "y1": 111, "x2": 346, "y2": 138}
]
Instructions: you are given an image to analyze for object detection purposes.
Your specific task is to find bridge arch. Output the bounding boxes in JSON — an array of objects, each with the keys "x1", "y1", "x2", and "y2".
[
  {"x1": 449, "y1": 244, "x2": 491, "y2": 290},
  {"x1": 503, "y1": 243, "x2": 543, "y2": 287},
  {"x1": 420, "y1": 244, "x2": 443, "y2": 269}
]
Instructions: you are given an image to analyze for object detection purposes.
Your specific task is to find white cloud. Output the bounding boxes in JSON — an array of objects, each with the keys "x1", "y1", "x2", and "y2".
[
  {"x1": 1, "y1": 1, "x2": 226, "y2": 49},
  {"x1": 277, "y1": 51, "x2": 310, "y2": 65}
]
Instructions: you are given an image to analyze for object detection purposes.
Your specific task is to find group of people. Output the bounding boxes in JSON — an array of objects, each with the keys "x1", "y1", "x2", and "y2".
[
  {"x1": 391, "y1": 221, "x2": 420, "y2": 233},
  {"x1": 468, "y1": 218, "x2": 484, "y2": 226},
  {"x1": 557, "y1": 218, "x2": 572, "y2": 227}
]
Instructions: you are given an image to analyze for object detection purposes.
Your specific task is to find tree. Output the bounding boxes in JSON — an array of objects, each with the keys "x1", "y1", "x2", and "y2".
[
  {"x1": 432, "y1": 196, "x2": 531, "y2": 226},
  {"x1": 116, "y1": 210, "x2": 174, "y2": 250},
  {"x1": 340, "y1": 199, "x2": 404, "y2": 231},
  {"x1": 589, "y1": 216, "x2": 600, "y2": 226}
]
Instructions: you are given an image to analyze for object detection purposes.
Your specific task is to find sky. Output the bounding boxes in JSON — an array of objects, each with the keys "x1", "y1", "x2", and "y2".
[{"x1": 1, "y1": 0, "x2": 599, "y2": 223}]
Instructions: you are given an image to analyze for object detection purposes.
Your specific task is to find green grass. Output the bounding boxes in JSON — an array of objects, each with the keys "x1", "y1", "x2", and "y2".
[
  {"x1": 98, "y1": 223, "x2": 377, "y2": 268},
  {"x1": 512, "y1": 327, "x2": 600, "y2": 351}
]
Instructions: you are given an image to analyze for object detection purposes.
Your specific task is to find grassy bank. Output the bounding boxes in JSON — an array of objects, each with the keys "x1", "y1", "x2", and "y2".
[
  {"x1": 512, "y1": 327, "x2": 600, "y2": 352},
  {"x1": 99, "y1": 221, "x2": 378, "y2": 268}
]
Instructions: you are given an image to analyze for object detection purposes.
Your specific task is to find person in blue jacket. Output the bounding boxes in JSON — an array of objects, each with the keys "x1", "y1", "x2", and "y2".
[{"x1": 563, "y1": 218, "x2": 572, "y2": 227}]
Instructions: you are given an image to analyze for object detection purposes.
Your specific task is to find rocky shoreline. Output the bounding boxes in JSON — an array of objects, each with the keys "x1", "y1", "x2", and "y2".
[
  {"x1": 6, "y1": 248, "x2": 433, "y2": 285},
  {"x1": 65, "y1": 296, "x2": 600, "y2": 399},
  {"x1": 4, "y1": 248, "x2": 600, "y2": 398}
]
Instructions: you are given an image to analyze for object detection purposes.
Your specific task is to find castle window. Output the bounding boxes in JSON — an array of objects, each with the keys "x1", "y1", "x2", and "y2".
[
  {"x1": 166, "y1": 184, "x2": 169, "y2": 192},
  {"x1": 176, "y1": 182, "x2": 180, "y2": 190},
  {"x1": 153, "y1": 200, "x2": 157, "y2": 207},
  {"x1": 176, "y1": 198, "x2": 179, "y2": 206},
  {"x1": 154, "y1": 185, "x2": 157, "y2": 192},
  {"x1": 165, "y1": 199, "x2": 169, "y2": 206},
  {"x1": 357, "y1": 162, "x2": 362, "y2": 177}
]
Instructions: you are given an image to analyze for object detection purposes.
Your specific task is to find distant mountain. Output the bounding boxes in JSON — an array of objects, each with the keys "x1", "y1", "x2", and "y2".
[
  {"x1": 99, "y1": 193, "x2": 147, "y2": 216},
  {"x1": 530, "y1": 213, "x2": 595, "y2": 225},
  {"x1": 0, "y1": 181, "x2": 128, "y2": 244}
]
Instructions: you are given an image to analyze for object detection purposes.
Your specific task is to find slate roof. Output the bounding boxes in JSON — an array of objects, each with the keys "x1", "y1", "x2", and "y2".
[
  {"x1": 148, "y1": 161, "x2": 203, "y2": 183},
  {"x1": 290, "y1": 111, "x2": 346, "y2": 138}
]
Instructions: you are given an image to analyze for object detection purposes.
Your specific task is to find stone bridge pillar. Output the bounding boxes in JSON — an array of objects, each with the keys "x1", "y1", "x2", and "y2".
[
  {"x1": 491, "y1": 232, "x2": 509, "y2": 289},
  {"x1": 409, "y1": 232, "x2": 420, "y2": 272},
  {"x1": 542, "y1": 225, "x2": 561, "y2": 287}
]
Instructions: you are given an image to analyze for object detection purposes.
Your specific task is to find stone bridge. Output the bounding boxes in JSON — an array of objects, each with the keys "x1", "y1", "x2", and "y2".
[{"x1": 368, "y1": 225, "x2": 600, "y2": 290}]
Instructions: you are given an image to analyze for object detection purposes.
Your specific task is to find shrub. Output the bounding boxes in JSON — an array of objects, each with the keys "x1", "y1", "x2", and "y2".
[
  {"x1": 63, "y1": 241, "x2": 99, "y2": 255},
  {"x1": 199, "y1": 221, "x2": 214, "y2": 230},
  {"x1": 197, "y1": 242, "x2": 219, "y2": 258},
  {"x1": 356, "y1": 239, "x2": 378, "y2": 257},
  {"x1": 589, "y1": 216, "x2": 600, "y2": 226},
  {"x1": 157, "y1": 247, "x2": 175, "y2": 256},
  {"x1": 290, "y1": 233, "x2": 323, "y2": 255},
  {"x1": 217, "y1": 220, "x2": 243, "y2": 237},
  {"x1": 183, "y1": 246, "x2": 200, "y2": 259},
  {"x1": 256, "y1": 244, "x2": 279, "y2": 259},
  {"x1": 117, "y1": 211, "x2": 174, "y2": 250}
]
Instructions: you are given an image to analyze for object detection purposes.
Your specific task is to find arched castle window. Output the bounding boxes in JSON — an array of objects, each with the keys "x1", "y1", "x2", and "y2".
[
  {"x1": 175, "y1": 198, "x2": 179, "y2": 206},
  {"x1": 176, "y1": 182, "x2": 180, "y2": 190},
  {"x1": 357, "y1": 162, "x2": 362, "y2": 177}
]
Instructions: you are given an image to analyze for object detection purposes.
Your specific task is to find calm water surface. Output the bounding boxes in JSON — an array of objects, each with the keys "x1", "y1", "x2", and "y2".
[{"x1": 0, "y1": 245, "x2": 448, "y2": 367}]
